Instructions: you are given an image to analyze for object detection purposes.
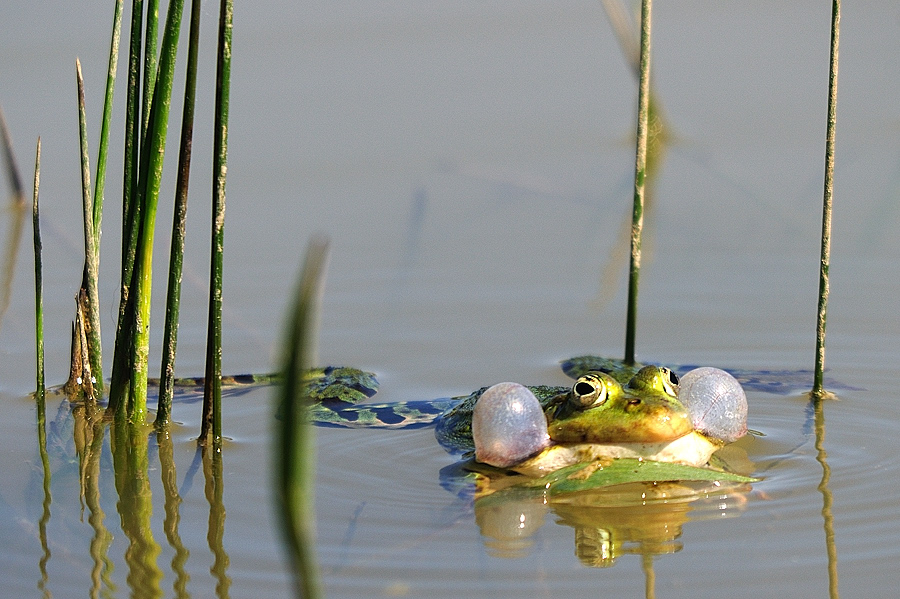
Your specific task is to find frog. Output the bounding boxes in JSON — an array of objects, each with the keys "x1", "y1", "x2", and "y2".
[
  {"x1": 442, "y1": 365, "x2": 739, "y2": 477},
  {"x1": 238, "y1": 362, "x2": 746, "y2": 476},
  {"x1": 435, "y1": 365, "x2": 684, "y2": 453},
  {"x1": 132, "y1": 359, "x2": 751, "y2": 476}
]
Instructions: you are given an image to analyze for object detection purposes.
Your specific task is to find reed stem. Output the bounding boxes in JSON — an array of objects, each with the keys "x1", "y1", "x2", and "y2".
[
  {"x1": 624, "y1": 0, "x2": 652, "y2": 366},
  {"x1": 33, "y1": 137, "x2": 44, "y2": 398},
  {"x1": 200, "y1": 0, "x2": 232, "y2": 447},
  {"x1": 158, "y1": 0, "x2": 202, "y2": 425},
  {"x1": 76, "y1": 58, "x2": 104, "y2": 396},
  {"x1": 108, "y1": 0, "x2": 146, "y2": 416},
  {"x1": 125, "y1": 0, "x2": 186, "y2": 420},
  {"x1": 93, "y1": 0, "x2": 124, "y2": 247},
  {"x1": 813, "y1": 0, "x2": 840, "y2": 399},
  {"x1": 141, "y1": 0, "x2": 160, "y2": 140}
]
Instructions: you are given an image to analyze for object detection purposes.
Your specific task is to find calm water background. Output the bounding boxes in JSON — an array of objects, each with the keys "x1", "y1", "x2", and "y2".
[{"x1": 2, "y1": 2, "x2": 899, "y2": 597}]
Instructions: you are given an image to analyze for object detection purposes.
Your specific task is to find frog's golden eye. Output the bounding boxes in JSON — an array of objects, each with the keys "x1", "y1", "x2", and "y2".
[
  {"x1": 660, "y1": 367, "x2": 679, "y2": 396},
  {"x1": 571, "y1": 373, "x2": 608, "y2": 408}
]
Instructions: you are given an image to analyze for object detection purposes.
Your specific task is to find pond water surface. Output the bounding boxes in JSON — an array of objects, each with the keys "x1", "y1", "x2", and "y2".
[{"x1": 2, "y1": 2, "x2": 899, "y2": 597}]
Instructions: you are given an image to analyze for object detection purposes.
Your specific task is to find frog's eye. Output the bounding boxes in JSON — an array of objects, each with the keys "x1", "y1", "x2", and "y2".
[
  {"x1": 660, "y1": 368, "x2": 679, "y2": 396},
  {"x1": 571, "y1": 373, "x2": 608, "y2": 408}
]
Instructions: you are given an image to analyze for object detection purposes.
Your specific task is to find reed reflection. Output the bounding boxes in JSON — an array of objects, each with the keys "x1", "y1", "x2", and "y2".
[
  {"x1": 35, "y1": 388, "x2": 52, "y2": 599},
  {"x1": 157, "y1": 428, "x2": 191, "y2": 598},
  {"x1": 111, "y1": 421, "x2": 163, "y2": 598},
  {"x1": 72, "y1": 402, "x2": 115, "y2": 598},
  {"x1": 812, "y1": 396, "x2": 840, "y2": 599},
  {"x1": 202, "y1": 444, "x2": 231, "y2": 599}
]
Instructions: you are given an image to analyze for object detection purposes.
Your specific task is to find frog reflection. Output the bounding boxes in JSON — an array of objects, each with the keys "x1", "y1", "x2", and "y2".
[{"x1": 473, "y1": 479, "x2": 752, "y2": 567}]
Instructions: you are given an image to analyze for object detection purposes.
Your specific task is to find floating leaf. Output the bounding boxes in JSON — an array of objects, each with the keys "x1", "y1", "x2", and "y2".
[{"x1": 471, "y1": 457, "x2": 758, "y2": 501}]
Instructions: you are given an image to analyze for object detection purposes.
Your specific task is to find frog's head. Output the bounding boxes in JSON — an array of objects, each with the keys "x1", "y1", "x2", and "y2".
[{"x1": 547, "y1": 368, "x2": 693, "y2": 444}]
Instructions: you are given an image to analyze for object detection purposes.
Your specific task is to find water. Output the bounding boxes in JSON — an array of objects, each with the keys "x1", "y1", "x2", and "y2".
[{"x1": 2, "y1": 1, "x2": 900, "y2": 597}]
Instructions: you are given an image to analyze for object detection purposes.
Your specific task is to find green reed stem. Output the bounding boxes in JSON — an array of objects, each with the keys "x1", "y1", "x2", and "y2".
[
  {"x1": 120, "y1": 0, "x2": 145, "y2": 291},
  {"x1": 126, "y1": 0, "x2": 186, "y2": 421},
  {"x1": 141, "y1": 0, "x2": 160, "y2": 140},
  {"x1": 624, "y1": 0, "x2": 652, "y2": 366},
  {"x1": 276, "y1": 238, "x2": 329, "y2": 599},
  {"x1": 157, "y1": 0, "x2": 202, "y2": 425},
  {"x1": 108, "y1": 0, "x2": 146, "y2": 417},
  {"x1": 33, "y1": 137, "x2": 44, "y2": 398},
  {"x1": 813, "y1": 0, "x2": 840, "y2": 399},
  {"x1": 93, "y1": 0, "x2": 124, "y2": 247},
  {"x1": 76, "y1": 58, "x2": 104, "y2": 396},
  {"x1": 200, "y1": 0, "x2": 232, "y2": 447}
]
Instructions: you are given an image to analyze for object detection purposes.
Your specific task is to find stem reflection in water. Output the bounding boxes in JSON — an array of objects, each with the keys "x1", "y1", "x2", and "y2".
[
  {"x1": 73, "y1": 404, "x2": 116, "y2": 597},
  {"x1": 112, "y1": 421, "x2": 163, "y2": 598},
  {"x1": 158, "y1": 429, "x2": 191, "y2": 598},
  {"x1": 33, "y1": 396, "x2": 237, "y2": 597},
  {"x1": 813, "y1": 397, "x2": 840, "y2": 599},
  {"x1": 35, "y1": 387, "x2": 52, "y2": 598},
  {"x1": 203, "y1": 445, "x2": 232, "y2": 598}
]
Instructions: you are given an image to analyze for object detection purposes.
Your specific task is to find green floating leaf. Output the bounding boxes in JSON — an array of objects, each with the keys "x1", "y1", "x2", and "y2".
[
  {"x1": 548, "y1": 460, "x2": 757, "y2": 495},
  {"x1": 476, "y1": 458, "x2": 758, "y2": 499}
]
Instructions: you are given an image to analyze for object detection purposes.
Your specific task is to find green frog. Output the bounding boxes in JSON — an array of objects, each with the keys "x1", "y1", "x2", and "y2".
[
  {"x1": 163, "y1": 360, "x2": 749, "y2": 475},
  {"x1": 438, "y1": 365, "x2": 737, "y2": 476}
]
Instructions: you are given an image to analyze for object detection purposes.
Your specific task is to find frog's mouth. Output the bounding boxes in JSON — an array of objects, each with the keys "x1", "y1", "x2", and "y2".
[{"x1": 547, "y1": 398, "x2": 694, "y2": 445}]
